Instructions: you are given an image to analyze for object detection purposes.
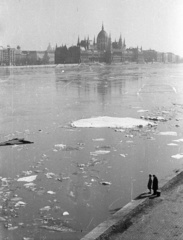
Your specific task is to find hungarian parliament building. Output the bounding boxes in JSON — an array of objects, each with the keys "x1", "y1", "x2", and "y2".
[
  {"x1": 55, "y1": 24, "x2": 180, "y2": 64},
  {"x1": 0, "y1": 24, "x2": 180, "y2": 66}
]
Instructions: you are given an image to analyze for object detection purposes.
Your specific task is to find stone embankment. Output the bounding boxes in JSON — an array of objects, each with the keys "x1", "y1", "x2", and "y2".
[
  {"x1": 0, "y1": 63, "x2": 79, "y2": 69},
  {"x1": 81, "y1": 168, "x2": 183, "y2": 240}
]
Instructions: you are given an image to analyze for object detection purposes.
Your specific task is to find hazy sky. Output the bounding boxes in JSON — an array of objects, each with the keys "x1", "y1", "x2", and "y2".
[{"x1": 0, "y1": 0, "x2": 183, "y2": 56}]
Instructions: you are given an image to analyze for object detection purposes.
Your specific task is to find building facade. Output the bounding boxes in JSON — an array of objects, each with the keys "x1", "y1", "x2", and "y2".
[
  {"x1": 55, "y1": 24, "x2": 181, "y2": 64},
  {"x1": 2, "y1": 47, "x2": 15, "y2": 66}
]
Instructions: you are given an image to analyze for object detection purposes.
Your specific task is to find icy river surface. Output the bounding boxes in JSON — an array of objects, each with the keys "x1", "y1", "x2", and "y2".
[{"x1": 0, "y1": 63, "x2": 183, "y2": 239}]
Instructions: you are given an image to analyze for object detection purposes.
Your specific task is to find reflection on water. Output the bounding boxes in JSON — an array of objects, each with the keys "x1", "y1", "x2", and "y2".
[{"x1": 0, "y1": 63, "x2": 183, "y2": 239}]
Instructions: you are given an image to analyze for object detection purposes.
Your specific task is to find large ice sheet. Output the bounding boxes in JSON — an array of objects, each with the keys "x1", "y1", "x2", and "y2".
[{"x1": 71, "y1": 116, "x2": 155, "y2": 128}]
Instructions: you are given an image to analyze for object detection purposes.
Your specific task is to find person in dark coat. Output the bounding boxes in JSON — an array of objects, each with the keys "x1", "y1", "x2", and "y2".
[
  {"x1": 152, "y1": 175, "x2": 158, "y2": 195},
  {"x1": 147, "y1": 174, "x2": 152, "y2": 194}
]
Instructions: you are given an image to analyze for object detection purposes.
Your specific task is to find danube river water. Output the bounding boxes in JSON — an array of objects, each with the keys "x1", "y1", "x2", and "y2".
[{"x1": 0, "y1": 63, "x2": 183, "y2": 239}]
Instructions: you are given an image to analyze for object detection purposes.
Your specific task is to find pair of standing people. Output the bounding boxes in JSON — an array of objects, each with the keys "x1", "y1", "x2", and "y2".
[{"x1": 147, "y1": 174, "x2": 158, "y2": 195}]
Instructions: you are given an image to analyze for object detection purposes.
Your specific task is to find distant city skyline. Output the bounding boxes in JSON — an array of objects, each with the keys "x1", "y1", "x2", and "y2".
[{"x1": 0, "y1": 0, "x2": 183, "y2": 56}]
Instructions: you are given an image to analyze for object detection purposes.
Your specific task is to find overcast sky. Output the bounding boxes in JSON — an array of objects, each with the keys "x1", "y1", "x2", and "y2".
[{"x1": 0, "y1": 0, "x2": 183, "y2": 56}]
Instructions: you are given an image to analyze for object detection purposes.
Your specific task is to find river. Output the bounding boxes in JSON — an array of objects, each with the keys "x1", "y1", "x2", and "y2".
[{"x1": 0, "y1": 63, "x2": 183, "y2": 239}]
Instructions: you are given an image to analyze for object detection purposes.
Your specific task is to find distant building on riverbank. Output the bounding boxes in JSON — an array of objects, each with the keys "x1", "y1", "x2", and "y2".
[
  {"x1": 55, "y1": 45, "x2": 80, "y2": 64},
  {"x1": 0, "y1": 43, "x2": 55, "y2": 66},
  {"x1": 0, "y1": 46, "x2": 16, "y2": 66},
  {"x1": 0, "y1": 25, "x2": 181, "y2": 66},
  {"x1": 55, "y1": 24, "x2": 145, "y2": 64},
  {"x1": 55, "y1": 24, "x2": 181, "y2": 64},
  {"x1": 142, "y1": 49, "x2": 180, "y2": 64}
]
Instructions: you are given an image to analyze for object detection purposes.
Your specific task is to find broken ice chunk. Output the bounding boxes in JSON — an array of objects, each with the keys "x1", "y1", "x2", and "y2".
[
  {"x1": 157, "y1": 132, "x2": 177, "y2": 136},
  {"x1": 47, "y1": 191, "x2": 56, "y2": 195},
  {"x1": 171, "y1": 154, "x2": 183, "y2": 159},
  {"x1": 40, "y1": 206, "x2": 51, "y2": 211},
  {"x1": 17, "y1": 175, "x2": 37, "y2": 182},
  {"x1": 22, "y1": 171, "x2": 33, "y2": 176},
  {"x1": 7, "y1": 226, "x2": 18, "y2": 230},
  {"x1": 24, "y1": 182, "x2": 36, "y2": 188},
  {"x1": 54, "y1": 144, "x2": 66, "y2": 149},
  {"x1": 69, "y1": 191, "x2": 75, "y2": 198},
  {"x1": 167, "y1": 143, "x2": 178, "y2": 146},
  {"x1": 0, "y1": 217, "x2": 7, "y2": 222},
  {"x1": 11, "y1": 197, "x2": 23, "y2": 202},
  {"x1": 63, "y1": 211, "x2": 69, "y2": 216},
  {"x1": 115, "y1": 129, "x2": 125, "y2": 132},
  {"x1": 15, "y1": 201, "x2": 26, "y2": 207},
  {"x1": 45, "y1": 172, "x2": 56, "y2": 179},
  {"x1": 92, "y1": 138, "x2": 105, "y2": 141},
  {"x1": 137, "y1": 110, "x2": 149, "y2": 113},
  {"x1": 41, "y1": 224, "x2": 75, "y2": 232},
  {"x1": 23, "y1": 238, "x2": 34, "y2": 240},
  {"x1": 90, "y1": 150, "x2": 110, "y2": 156},
  {"x1": 173, "y1": 139, "x2": 183, "y2": 143}
]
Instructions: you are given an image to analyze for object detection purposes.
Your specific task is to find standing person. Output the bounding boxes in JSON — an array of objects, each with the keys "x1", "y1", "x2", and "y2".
[
  {"x1": 152, "y1": 175, "x2": 158, "y2": 195},
  {"x1": 147, "y1": 174, "x2": 152, "y2": 194}
]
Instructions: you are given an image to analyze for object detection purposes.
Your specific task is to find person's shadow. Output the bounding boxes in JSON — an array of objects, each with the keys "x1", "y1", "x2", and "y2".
[
  {"x1": 134, "y1": 192, "x2": 159, "y2": 200},
  {"x1": 109, "y1": 191, "x2": 160, "y2": 214}
]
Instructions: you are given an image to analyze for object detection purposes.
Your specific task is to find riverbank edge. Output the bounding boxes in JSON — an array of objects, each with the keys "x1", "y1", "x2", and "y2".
[
  {"x1": 0, "y1": 63, "x2": 79, "y2": 69},
  {"x1": 81, "y1": 168, "x2": 183, "y2": 240}
]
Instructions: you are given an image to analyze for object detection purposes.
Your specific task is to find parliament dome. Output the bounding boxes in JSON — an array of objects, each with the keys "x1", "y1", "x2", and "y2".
[{"x1": 97, "y1": 24, "x2": 108, "y2": 51}]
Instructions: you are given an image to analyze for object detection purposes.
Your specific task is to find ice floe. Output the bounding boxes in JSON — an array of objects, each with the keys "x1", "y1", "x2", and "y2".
[
  {"x1": 92, "y1": 138, "x2": 105, "y2": 141},
  {"x1": 115, "y1": 129, "x2": 125, "y2": 132},
  {"x1": 24, "y1": 182, "x2": 36, "y2": 188},
  {"x1": 137, "y1": 109, "x2": 149, "y2": 113},
  {"x1": 171, "y1": 154, "x2": 183, "y2": 159},
  {"x1": 120, "y1": 154, "x2": 126, "y2": 158},
  {"x1": 7, "y1": 226, "x2": 18, "y2": 230},
  {"x1": 17, "y1": 175, "x2": 37, "y2": 182},
  {"x1": 54, "y1": 144, "x2": 66, "y2": 149},
  {"x1": 47, "y1": 191, "x2": 56, "y2": 195},
  {"x1": 157, "y1": 132, "x2": 177, "y2": 136},
  {"x1": 45, "y1": 172, "x2": 56, "y2": 179},
  {"x1": 71, "y1": 116, "x2": 155, "y2": 128},
  {"x1": 167, "y1": 143, "x2": 178, "y2": 146},
  {"x1": 63, "y1": 211, "x2": 69, "y2": 216},
  {"x1": 0, "y1": 217, "x2": 6, "y2": 222},
  {"x1": 90, "y1": 150, "x2": 110, "y2": 156},
  {"x1": 15, "y1": 201, "x2": 26, "y2": 207},
  {"x1": 40, "y1": 206, "x2": 51, "y2": 211},
  {"x1": 41, "y1": 224, "x2": 74, "y2": 232},
  {"x1": 22, "y1": 171, "x2": 33, "y2": 176},
  {"x1": 173, "y1": 139, "x2": 183, "y2": 143}
]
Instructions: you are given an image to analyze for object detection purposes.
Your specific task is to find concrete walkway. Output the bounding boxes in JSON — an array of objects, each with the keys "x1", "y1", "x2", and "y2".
[
  {"x1": 110, "y1": 174, "x2": 183, "y2": 240},
  {"x1": 81, "y1": 169, "x2": 183, "y2": 240}
]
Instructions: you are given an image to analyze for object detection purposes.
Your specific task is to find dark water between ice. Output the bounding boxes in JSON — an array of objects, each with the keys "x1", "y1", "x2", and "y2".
[{"x1": 0, "y1": 63, "x2": 183, "y2": 239}]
